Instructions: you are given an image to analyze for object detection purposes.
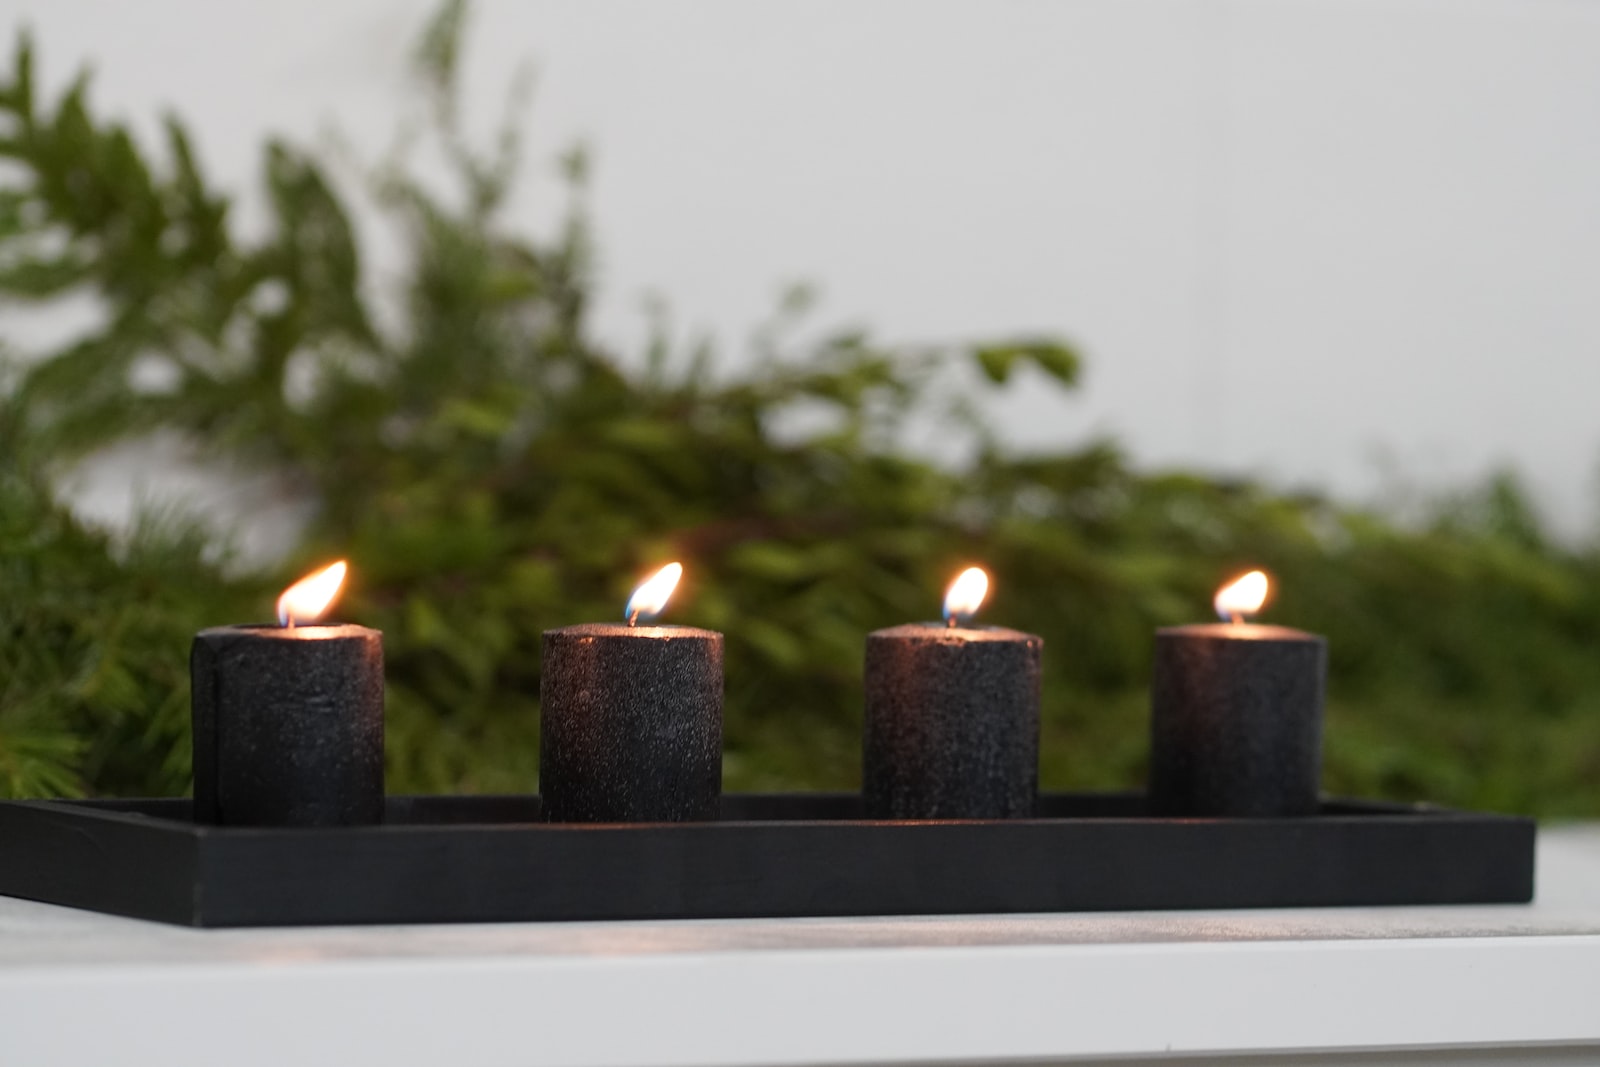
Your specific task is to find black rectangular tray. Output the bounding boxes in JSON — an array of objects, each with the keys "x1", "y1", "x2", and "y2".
[{"x1": 0, "y1": 793, "x2": 1534, "y2": 928}]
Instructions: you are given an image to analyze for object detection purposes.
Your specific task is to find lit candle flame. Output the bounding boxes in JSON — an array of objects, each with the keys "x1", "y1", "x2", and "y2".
[
  {"x1": 942, "y1": 566, "x2": 990, "y2": 627},
  {"x1": 625, "y1": 562, "x2": 684, "y2": 626},
  {"x1": 1214, "y1": 569, "x2": 1269, "y2": 624},
  {"x1": 277, "y1": 560, "x2": 348, "y2": 628}
]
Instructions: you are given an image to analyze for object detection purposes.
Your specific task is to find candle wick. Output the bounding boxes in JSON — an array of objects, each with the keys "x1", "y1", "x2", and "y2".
[
  {"x1": 1229, "y1": 612, "x2": 1243, "y2": 626},
  {"x1": 946, "y1": 616, "x2": 958, "y2": 629},
  {"x1": 627, "y1": 611, "x2": 640, "y2": 628}
]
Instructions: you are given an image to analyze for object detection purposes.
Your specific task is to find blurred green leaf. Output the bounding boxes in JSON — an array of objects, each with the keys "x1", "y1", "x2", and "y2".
[{"x1": 973, "y1": 339, "x2": 1082, "y2": 386}]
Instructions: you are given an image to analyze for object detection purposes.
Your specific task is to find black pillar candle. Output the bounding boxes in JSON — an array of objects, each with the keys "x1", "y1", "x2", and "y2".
[
  {"x1": 540, "y1": 563, "x2": 724, "y2": 823},
  {"x1": 1148, "y1": 570, "x2": 1327, "y2": 817},
  {"x1": 863, "y1": 568, "x2": 1042, "y2": 820},
  {"x1": 191, "y1": 562, "x2": 384, "y2": 827}
]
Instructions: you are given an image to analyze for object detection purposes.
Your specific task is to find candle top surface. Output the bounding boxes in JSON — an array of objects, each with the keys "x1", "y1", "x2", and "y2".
[
  {"x1": 199, "y1": 623, "x2": 380, "y2": 640},
  {"x1": 1159, "y1": 622, "x2": 1321, "y2": 642},
  {"x1": 547, "y1": 621, "x2": 722, "y2": 640},
  {"x1": 870, "y1": 622, "x2": 1041, "y2": 645}
]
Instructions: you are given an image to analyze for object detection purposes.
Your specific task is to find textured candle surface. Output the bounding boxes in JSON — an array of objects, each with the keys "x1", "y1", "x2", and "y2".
[
  {"x1": 191, "y1": 624, "x2": 384, "y2": 827},
  {"x1": 1149, "y1": 623, "x2": 1326, "y2": 817},
  {"x1": 863, "y1": 623, "x2": 1042, "y2": 820},
  {"x1": 540, "y1": 623, "x2": 723, "y2": 823}
]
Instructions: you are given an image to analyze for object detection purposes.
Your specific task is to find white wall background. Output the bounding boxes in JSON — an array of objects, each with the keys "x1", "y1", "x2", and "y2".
[{"x1": 4, "y1": 0, "x2": 1600, "y2": 547}]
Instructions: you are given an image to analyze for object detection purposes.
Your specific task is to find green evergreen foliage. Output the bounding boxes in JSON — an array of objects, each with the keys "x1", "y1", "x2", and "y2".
[{"x1": 2, "y1": 6, "x2": 1598, "y2": 813}]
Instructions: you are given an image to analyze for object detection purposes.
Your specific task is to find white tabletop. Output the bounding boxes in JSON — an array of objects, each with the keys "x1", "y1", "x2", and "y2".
[{"x1": 2, "y1": 825, "x2": 1599, "y2": 1067}]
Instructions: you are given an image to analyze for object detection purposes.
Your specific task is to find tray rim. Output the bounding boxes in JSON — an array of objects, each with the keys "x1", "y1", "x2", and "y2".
[
  {"x1": 8, "y1": 790, "x2": 1532, "y2": 833},
  {"x1": 0, "y1": 791, "x2": 1537, "y2": 928}
]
